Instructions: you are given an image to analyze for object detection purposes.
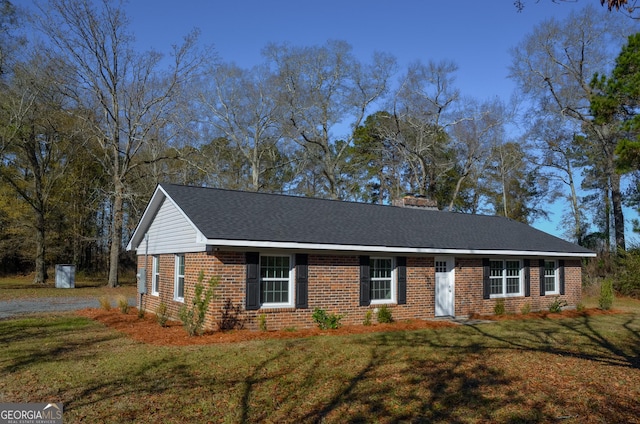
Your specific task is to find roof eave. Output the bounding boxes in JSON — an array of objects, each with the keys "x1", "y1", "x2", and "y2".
[{"x1": 201, "y1": 238, "x2": 596, "y2": 258}]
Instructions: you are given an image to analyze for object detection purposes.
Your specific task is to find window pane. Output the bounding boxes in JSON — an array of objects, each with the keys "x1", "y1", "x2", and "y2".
[
  {"x1": 152, "y1": 256, "x2": 160, "y2": 293},
  {"x1": 506, "y1": 261, "x2": 520, "y2": 276},
  {"x1": 371, "y1": 279, "x2": 391, "y2": 300},
  {"x1": 175, "y1": 255, "x2": 185, "y2": 299},
  {"x1": 261, "y1": 279, "x2": 288, "y2": 304},
  {"x1": 490, "y1": 261, "x2": 503, "y2": 277},
  {"x1": 490, "y1": 278, "x2": 503, "y2": 295},
  {"x1": 370, "y1": 258, "x2": 392, "y2": 300},
  {"x1": 435, "y1": 261, "x2": 447, "y2": 273},
  {"x1": 260, "y1": 256, "x2": 290, "y2": 304},
  {"x1": 545, "y1": 261, "x2": 556, "y2": 292},
  {"x1": 177, "y1": 277, "x2": 184, "y2": 298},
  {"x1": 505, "y1": 261, "x2": 520, "y2": 294},
  {"x1": 506, "y1": 277, "x2": 520, "y2": 293},
  {"x1": 178, "y1": 255, "x2": 185, "y2": 275}
]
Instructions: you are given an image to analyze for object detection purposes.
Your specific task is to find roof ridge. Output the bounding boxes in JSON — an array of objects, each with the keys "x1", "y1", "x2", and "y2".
[{"x1": 160, "y1": 183, "x2": 439, "y2": 212}]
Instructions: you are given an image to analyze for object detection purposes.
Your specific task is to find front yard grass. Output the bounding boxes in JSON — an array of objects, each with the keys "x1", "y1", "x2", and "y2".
[{"x1": 1, "y1": 309, "x2": 638, "y2": 423}]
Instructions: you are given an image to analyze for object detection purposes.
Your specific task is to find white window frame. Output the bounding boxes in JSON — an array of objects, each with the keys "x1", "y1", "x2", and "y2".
[
  {"x1": 152, "y1": 255, "x2": 160, "y2": 296},
  {"x1": 174, "y1": 254, "x2": 185, "y2": 302},
  {"x1": 259, "y1": 254, "x2": 294, "y2": 308},
  {"x1": 544, "y1": 259, "x2": 559, "y2": 295},
  {"x1": 370, "y1": 257, "x2": 396, "y2": 304},
  {"x1": 489, "y1": 259, "x2": 523, "y2": 298}
]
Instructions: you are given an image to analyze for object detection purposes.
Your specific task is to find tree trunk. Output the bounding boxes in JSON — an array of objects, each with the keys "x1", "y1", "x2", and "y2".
[
  {"x1": 566, "y1": 157, "x2": 583, "y2": 244},
  {"x1": 33, "y1": 209, "x2": 47, "y2": 284},
  {"x1": 610, "y1": 172, "x2": 625, "y2": 252},
  {"x1": 108, "y1": 178, "x2": 124, "y2": 288}
]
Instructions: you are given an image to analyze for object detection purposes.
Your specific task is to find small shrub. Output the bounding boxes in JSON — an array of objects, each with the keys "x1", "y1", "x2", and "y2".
[
  {"x1": 576, "y1": 302, "x2": 586, "y2": 312},
  {"x1": 117, "y1": 295, "x2": 130, "y2": 314},
  {"x1": 599, "y1": 278, "x2": 614, "y2": 310},
  {"x1": 494, "y1": 299, "x2": 505, "y2": 315},
  {"x1": 179, "y1": 270, "x2": 218, "y2": 336},
  {"x1": 312, "y1": 307, "x2": 343, "y2": 330},
  {"x1": 548, "y1": 296, "x2": 568, "y2": 313},
  {"x1": 520, "y1": 302, "x2": 531, "y2": 315},
  {"x1": 377, "y1": 305, "x2": 393, "y2": 323},
  {"x1": 156, "y1": 302, "x2": 169, "y2": 327},
  {"x1": 258, "y1": 314, "x2": 267, "y2": 332},
  {"x1": 137, "y1": 307, "x2": 145, "y2": 319},
  {"x1": 284, "y1": 327, "x2": 297, "y2": 332},
  {"x1": 98, "y1": 296, "x2": 111, "y2": 311},
  {"x1": 363, "y1": 309, "x2": 373, "y2": 326}
]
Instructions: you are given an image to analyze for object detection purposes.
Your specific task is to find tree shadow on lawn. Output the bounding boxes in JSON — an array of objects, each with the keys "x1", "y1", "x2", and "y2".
[
  {"x1": 462, "y1": 314, "x2": 640, "y2": 422},
  {"x1": 304, "y1": 314, "x2": 640, "y2": 423},
  {"x1": 62, "y1": 340, "x2": 317, "y2": 423},
  {"x1": 300, "y1": 330, "x2": 554, "y2": 424},
  {"x1": 9, "y1": 313, "x2": 639, "y2": 423},
  {"x1": 469, "y1": 313, "x2": 640, "y2": 370},
  {"x1": 307, "y1": 337, "x2": 527, "y2": 423},
  {"x1": 0, "y1": 315, "x2": 120, "y2": 374}
]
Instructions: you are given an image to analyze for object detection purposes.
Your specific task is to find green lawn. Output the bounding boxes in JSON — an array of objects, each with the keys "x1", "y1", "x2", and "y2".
[{"x1": 0, "y1": 307, "x2": 638, "y2": 423}]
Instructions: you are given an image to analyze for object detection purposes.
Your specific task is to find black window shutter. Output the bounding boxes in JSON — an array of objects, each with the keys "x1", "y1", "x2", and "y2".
[
  {"x1": 360, "y1": 256, "x2": 370, "y2": 306},
  {"x1": 482, "y1": 258, "x2": 491, "y2": 299},
  {"x1": 559, "y1": 259, "x2": 565, "y2": 295},
  {"x1": 524, "y1": 259, "x2": 531, "y2": 297},
  {"x1": 397, "y1": 256, "x2": 407, "y2": 305},
  {"x1": 245, "y1": 252, "x2": 260, "y2": 310},
  {"x1": 295, "y1": 254, "x2": 308, "y2": 309},
  {"x1": 539, "y1": 260, "x2": 546, "y2": 296}
]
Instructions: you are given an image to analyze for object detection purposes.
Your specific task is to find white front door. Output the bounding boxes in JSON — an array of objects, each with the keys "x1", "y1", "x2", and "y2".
[{"x1": 435, "y1": 256, "x2": 455, "y2": 317}]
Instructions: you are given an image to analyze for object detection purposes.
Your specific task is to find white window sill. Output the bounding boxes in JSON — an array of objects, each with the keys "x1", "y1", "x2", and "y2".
[
  {"x1": 260, "y1": 303, "x2": 294, "y2": 309},
  {"x1": 490, "y1": 293, "x2": 523, "y2": 299},
  {"x1": 370, "y1": 299, "x2": 396, "y2": 305}
]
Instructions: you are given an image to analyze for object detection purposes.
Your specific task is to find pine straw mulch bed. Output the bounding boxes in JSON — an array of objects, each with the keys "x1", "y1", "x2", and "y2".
[{"x1": 75, "y1": 307, "x2": 626, "y2": 347}]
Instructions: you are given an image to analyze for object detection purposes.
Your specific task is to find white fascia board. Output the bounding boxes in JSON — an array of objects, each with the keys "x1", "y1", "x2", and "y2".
[
  {"x1": 126, "y1": 186, "x2": 166, "y2": 251},
  {"x1": 201, "y1": 238, "x2": 596, "y2": 258}
]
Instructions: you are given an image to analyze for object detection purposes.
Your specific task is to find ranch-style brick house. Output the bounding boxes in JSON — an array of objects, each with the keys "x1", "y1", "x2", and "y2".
[{"x1": 127, "y1": 184, "x2": 596, "y2": 331}]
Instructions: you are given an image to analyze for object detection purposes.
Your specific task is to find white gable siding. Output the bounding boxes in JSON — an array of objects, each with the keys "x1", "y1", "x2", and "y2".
[{"x1": 135, "y1": 198, "x2": 205, "y2": 255}]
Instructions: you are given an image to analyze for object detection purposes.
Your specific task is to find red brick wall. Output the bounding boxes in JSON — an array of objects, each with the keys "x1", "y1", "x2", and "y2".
[
  {"x1": 136, "y1": 253, "x2": 583, "y2": 331},
  {"x1": 455, "y1": 258, "x2": 582, "y2": 316}
]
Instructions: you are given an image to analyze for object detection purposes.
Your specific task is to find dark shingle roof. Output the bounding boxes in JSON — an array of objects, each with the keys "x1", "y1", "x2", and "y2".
[{"x1": 159, "y1": 184, "x2": 593, "y2": 256}]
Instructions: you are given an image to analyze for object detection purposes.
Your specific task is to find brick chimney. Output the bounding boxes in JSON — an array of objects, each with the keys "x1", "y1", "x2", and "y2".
[{"x1": 392, "y1": 194, "x2": 438, "y2": 210}]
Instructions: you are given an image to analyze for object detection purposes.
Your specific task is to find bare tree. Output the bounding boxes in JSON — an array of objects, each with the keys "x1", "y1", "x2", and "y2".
[
  {"x1": 447, "y1": 98, "x2": 512, "y2": 211},
  {"x1": 509, "y1": 5, "x2": 637, "y2": 250},
  {"x1": 386, "y1": 60, "x2": 464, "y2": 201},
  {"x1": 483, "y1": 141, "x2": 544, "y2": 224},
  {"x1": 527, "y1": 115, "x2": 588, "y2": 243},
  {"x1": 36, "y1": 0, "x2": 207, "y2": 286},
  {"x1": 265, "y1": 40, "x2": 396, "y2": 199},
  {"x1": 197, "y1": 63, "x2": 286, "y2": 191}
]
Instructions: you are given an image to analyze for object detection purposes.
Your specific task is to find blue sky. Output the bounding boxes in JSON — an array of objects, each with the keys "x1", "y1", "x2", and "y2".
[
  {"x1": 126, "y1": 0, "x2": 592, "y2": 101},
  {"x1": 124, "y1": 0, "x2": 637, "y2": 240}
]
